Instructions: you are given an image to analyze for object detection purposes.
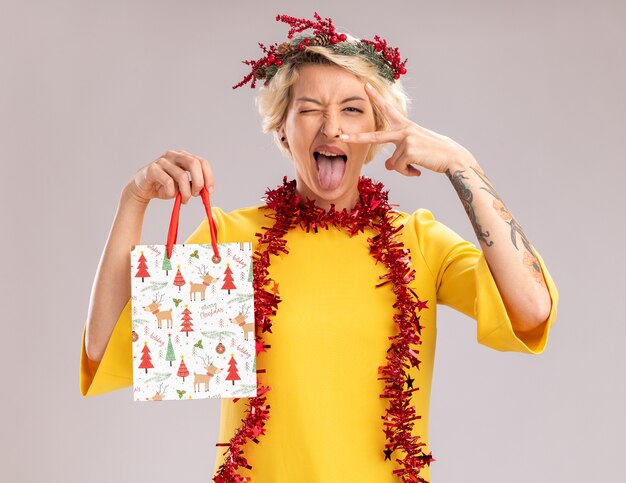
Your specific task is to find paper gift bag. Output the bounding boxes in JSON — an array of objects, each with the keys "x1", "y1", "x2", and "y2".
[{"x1": 130, "y1": 187, "x2": 257, "y2": 402}]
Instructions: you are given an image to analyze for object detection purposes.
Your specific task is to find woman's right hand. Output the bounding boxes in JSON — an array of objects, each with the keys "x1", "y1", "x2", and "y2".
[{"x1": 126, "y1": 150, "x2": 215, "y2": 205}]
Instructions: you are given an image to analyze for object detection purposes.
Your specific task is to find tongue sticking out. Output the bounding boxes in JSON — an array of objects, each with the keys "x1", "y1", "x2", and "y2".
[{"x1": 316, "y1": 154, "x2": 346, "y2": 190}]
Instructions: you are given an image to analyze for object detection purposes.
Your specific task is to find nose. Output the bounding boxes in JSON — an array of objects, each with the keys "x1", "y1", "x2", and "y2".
[{"x1": 321, "y1": 112, "x2": 343, "y2": 138}]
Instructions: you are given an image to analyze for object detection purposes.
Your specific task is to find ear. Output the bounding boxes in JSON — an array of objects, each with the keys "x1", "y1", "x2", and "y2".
[{"x1": 276, "y1": 126, "x2": 288, "y2": 145}]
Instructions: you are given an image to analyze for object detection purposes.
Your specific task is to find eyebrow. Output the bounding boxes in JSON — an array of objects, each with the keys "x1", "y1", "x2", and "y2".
[{"x1": 295, "y1": 96, "x2": 366, "y2": 104}]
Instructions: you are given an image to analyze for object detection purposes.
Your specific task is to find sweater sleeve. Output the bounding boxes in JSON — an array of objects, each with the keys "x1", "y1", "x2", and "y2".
[
  {"x1": 412, "y1": 208, "x2": 559, "y2": 354},
  {"x1": 79, "y1": 207, "x2": 224, "y2": 397}
]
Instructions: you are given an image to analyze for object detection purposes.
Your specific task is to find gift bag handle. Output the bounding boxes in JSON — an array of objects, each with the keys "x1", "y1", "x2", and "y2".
[{"x1": 166, "y1": 186, "x2": 221, "y2": 263}]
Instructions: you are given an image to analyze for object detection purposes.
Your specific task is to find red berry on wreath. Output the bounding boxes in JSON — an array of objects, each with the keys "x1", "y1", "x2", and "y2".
[
  {"x1": 303, "y1": 38, "x2": 311, "y2": 45},
  {"x1": 297, "y1": 43, "x2": 306, "y2": 51},
  {"x1": 330, "y1": 35, "x2": 338, "y2": 43},
  {"x1": 274, "y1": 59, "x2": 282, "y2": 66},
  {"x1": 339, "y1": 33, "x2": 347, "y2": 41},
  {"x1": 268, "y1": 53, "x2": 275, "y2": 62}
]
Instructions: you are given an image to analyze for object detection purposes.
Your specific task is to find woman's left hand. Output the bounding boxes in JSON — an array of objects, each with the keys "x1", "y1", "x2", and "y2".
[{"x1": 340, "y1": 82, "x2": 473, "y2": 176}]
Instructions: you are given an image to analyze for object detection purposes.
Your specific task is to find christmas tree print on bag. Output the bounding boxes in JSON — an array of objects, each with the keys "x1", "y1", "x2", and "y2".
[{"x1": 130, "y1": 187, "x2": 257, "y2": 402}]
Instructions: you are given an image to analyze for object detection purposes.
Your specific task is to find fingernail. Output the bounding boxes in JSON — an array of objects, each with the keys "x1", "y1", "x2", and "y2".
[
  {"x1": 340, "y1": 134, "x2": 349, "y2": 140},
  {"x1": 365, "y1": 82, "x2": 372, "y2": 90}
]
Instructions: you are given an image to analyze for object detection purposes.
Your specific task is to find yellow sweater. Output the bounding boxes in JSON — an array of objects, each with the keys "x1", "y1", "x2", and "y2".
[{"x1": 79, "y1": 204, "x2": 559, "y2": 482}]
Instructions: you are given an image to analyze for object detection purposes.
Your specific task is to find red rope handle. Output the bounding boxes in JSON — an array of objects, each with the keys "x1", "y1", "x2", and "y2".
[{"x1": 166, "y1": 186, "x2": 220, "y2": 263}]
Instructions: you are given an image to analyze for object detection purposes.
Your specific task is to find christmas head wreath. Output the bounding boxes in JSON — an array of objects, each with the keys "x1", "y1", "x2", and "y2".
[{"x1": 232, "y1": 11, "x2": 408, "y2": 89}]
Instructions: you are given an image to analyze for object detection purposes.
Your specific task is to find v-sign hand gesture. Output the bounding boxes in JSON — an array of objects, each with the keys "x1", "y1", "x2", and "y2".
[{"x1": 341, "y1": 83, "x2": 473, "y2": 176}]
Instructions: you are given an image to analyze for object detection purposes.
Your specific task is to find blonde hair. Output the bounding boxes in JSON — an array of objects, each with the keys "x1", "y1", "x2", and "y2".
[{"x1": 254, "y1": 33, "x2": 412, "y2": 164}]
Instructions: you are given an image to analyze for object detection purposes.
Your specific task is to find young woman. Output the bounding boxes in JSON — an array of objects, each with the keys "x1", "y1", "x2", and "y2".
[{"x1": 80, "y1": 13, "x2": 558, "y2": 483}]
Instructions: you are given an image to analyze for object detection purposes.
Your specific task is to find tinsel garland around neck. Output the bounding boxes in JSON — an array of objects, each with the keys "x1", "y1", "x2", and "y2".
[{"x1": 213, "y1": 175, "x2": 434, "y2": 483}]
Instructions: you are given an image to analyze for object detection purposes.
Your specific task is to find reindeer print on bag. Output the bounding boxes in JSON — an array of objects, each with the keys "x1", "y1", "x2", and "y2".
[
  {"x1": 230, "y1": 304, "x2": 255, "y2": 341},
  {"x1": 130, "y1": 241, "x2": 257, "y2": 401},
  {"x1": 143, "y1": 292, "x2": 173, "y2": 329},
  {"x1": 193, "y1": 355, "x2": 224, "y2": 393},
  {"x1": 189, "y1": 264, "x2": 219, "y2": 301}
]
